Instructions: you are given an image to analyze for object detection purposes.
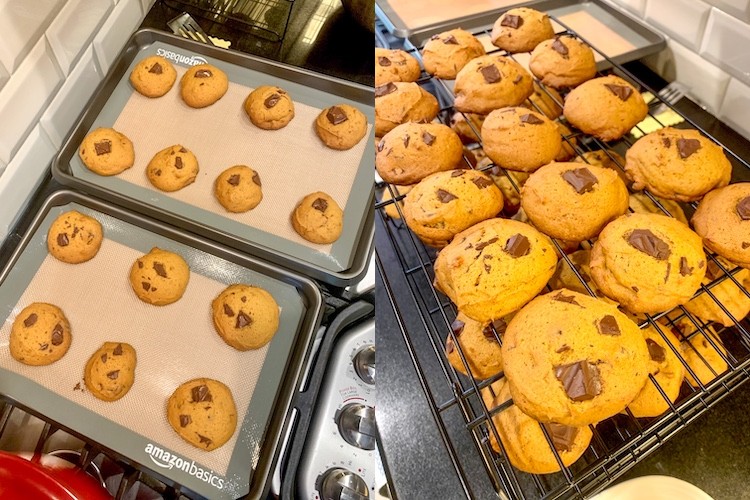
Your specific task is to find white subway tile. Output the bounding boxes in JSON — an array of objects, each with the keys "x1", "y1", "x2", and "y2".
[
  {"x1": 0, "y1": 0, "x2": 65, "y2": 73},
  {"x1": 603, "y1": 0, "x2": 647, "y2": 17},
  {"x1": 704, "y1": 0, "x2": 750, "y2": 23},
  {"x1": 41, "y1": 48, "x2": 104, "y2": 148},
  {"x1": 0, "y1": 61, "x2": 8, "y2": 92},
  {"x1": 46, "y1": 0, "x2": 114, "y2": 75},
  {"x1": 701, "y1": 8, "x2": 750, "y2": 85},
  {"x1": 92, "y1": 0, "x2": 143, "y2": 73},
  {"x1": 0, "y1": 126, "x2": 56, "y2": 242},
  {"x1": 645, "y1": 0, "x2": 711, "y2": 50},
  {"x1": 140, "y1": 0, "x2": 156, "y2": 12},
  {"x1": 0, "y1": 39, "x2": 63, "y2": 165},
  {"x1": 718, "y1": 77, "x2": 750, "y2": 141}
]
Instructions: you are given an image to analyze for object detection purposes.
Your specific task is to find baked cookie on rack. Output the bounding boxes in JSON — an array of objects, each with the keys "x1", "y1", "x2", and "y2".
[
  {"x1": 524, "y1": 82, "x2": 563, "y2": 120},
  {"x1": 10, "y1": 303, "x2": 72, "y2": 366},
  {"x1": 691, "y1": 182, "x2": 750, "y2": 268},
  {"x1": 448, "y1": 111, "x2": 486, "y2": 144},
  {"x1": 375, "y1": 48, "x2": 421, "y2": 86},
  {"x1": 167, "y1": 378, "x2": 237, "y2": 451},
  {"x1": 453, "y1": 54, "x2": 534, "y2": 115},
  {"x1": 211, "y1": 284, "x2": 280, "y2": 350},
  {"x1": 629, "y1": 192, "x2": 689, "y2": 225},
  {"x1": 684, "y1": 258, "x2": 750, "y2": 326},
  {"x1": 554, "y1": 121, "x2": 579, "y2": 161},
  {"x1": 47, "y1": 210, "x2": 103, "y2": 264},
  {"x1": 79, "y1": 127, "x2": 135, "y2": 176},
  {"x1": 291, "y1": 192, "x2": 344, "y2": 244},
  {"x1": 84, "y1": 342, "x2": 137, "y2": 402},
  {"x1": 243, "y1": 85, "x2": 295, "y2": 130},
  {"x1": 374, "y1": 82, "x2": 439, "y2": 137},
  {"x1": 445, "y1": 312, "x2": 507, "y2": 380},
  {"x1": 129, "y1": 55, "x2": 177, "y2": 97},
  {"x1": 672, "y1": 319, "x2": 728, "y2": 387},
  {"x1": 146, "y1": 144, "x2": 199, "y2": 192},
  {"x1": 529, "y1": 35, "x2": 596, "y2": 89},
  {"x1": 214, "y1": 165, "x2": 263, "y2": 213},
  {"x1": 129, "y1": 247, "x2": 190, "y2": 306},
  {"x1": 490, "y1": 7, "x2": 555, "y2": 54},
  {"x1": 180, "y1": 63, "x2": 229, "y2": 108},
  {"x1": 421, "y1": 29, "x2": 485, "y2": 80},
  {"x1": 625, "y1": 128, "x2": 732, "y2": 202},
  {"x1": 315, "y1": 104, "x2": 368, "y2": 150},
  {"x1": 380, "y1": 184, "x2": 413, "y2": 219},
  {"x1": 575, "y1": 149, "x2": 629, "y2": 188}
]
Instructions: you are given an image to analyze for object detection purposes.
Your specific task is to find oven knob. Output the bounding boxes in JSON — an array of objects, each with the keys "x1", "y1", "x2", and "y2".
[
  {"x1": 353, "y1": 344, "x2": 375, "y2": 385},
  {"x1": 316, "y1": 467, "x2": 369, "y2": 500},
  {"x1": 335, "y1": 403, "x2": 376, "y2": 450}
]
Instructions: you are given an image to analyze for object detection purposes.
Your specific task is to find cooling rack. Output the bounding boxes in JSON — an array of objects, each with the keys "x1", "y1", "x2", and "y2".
[{"x1": 375, "y1": 14, "x2": 750, "y2": 500}]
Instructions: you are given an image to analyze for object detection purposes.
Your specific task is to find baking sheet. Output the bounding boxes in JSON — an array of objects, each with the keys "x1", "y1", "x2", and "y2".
[
  {"x1": 54, "y1": 30, "x2": 375, "y2": 284},
  {"x1": 0, "y1": 191, "x2": 322, "y2": 499}
]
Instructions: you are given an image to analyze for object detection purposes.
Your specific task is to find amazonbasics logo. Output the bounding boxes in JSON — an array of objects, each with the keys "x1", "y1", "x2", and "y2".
[
  {"x1": 145, "y1": 443, "x2": 224, "y2": 489},
  {"x1": 155, "y1": 48, "x2": 207, "y2": 67}
]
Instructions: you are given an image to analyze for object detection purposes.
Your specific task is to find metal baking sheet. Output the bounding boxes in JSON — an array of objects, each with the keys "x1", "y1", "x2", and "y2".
[
  {"x1": 377, "y1": 0, "x2": 666, "y2": 65},
  {"x1": 52, "y1": 29, "x2": 374, "y2": 287},
  {"x1": 0, "y1": 190, "x2": 323, "y2": 499}
]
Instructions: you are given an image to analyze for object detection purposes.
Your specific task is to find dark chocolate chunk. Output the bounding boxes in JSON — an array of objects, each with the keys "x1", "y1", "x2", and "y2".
[
  {"x1": 430, "y1": 34, "x2": 440, "y2": 40},
  {"x1": 743, "y1": 242, "x2": 750, "y2": 249},
  {"x1": 662, "y1": 137, "x2": 671, "y2": 148},
  {"x1": 113, "y1": 344, "x2": 123, "y2": 356},
  {"x1": 451, "y1": 318, "x2": 465, "y2": 336},
  {"x1": 154, "y1": 169, "x2": 162, "y2": 176},
  {"x1": 264, "y1": 93, "x2": 281, "y2": 108},
  {"x1": 236, "y1": 311, "x2": 252, "y2": 328},
  {"x1": 153, "y1": 262, "x2": 167, "y2": 278},
  {"x1": 679, "y1": 256, "x2": 693, "y2": 277},
  {"x1": 51, "y1": 324, "x2": 64, "y2": 345},
  {"x1": 480, "y1": 65, "x2": 501, "y2": 84},
  {"x1": 192, "y1": 385, "x2": 212, "y2": 403},
  {"x1": 74, "y1": 382, "x2": 81, "y2": 391},
  {"x1": 604, "y1": 84, "x2": 633, "y2": 101},
  {"x1": 107, "y1": 370, "x2": 119, "y2": 380},
  {"x1": 472, "y1": 176, "x2": 494, "y2": 189},
  {"x1": 223, "y1": 304, "x2": 234, "y2": 317},
  {"x1": 737, "y1": 196, "x2": 750, "y2": 220},
  {"x1": 451, "y1": 170, "x2": 465, "y2": 178},
  {"x1": 180, "y1": 415, "x2": 192, "y2": 427},
  {"x1": 175, "y1": 156, "x2": 183, "y2": 169},
  {"x1": 179, "y1": 147, "x2": 187, "y2": 153},
  {"x1": 375, "y1": 82, "x2": 398, "y2": 97},
  {"x1": 442, "y1": 35, "x2": 459, "y2": 45},
  {"x1": 632, "y1": 285, "x2": 640, "y2": 292},
  {"x1": 241, "y1": 296, "x2": 247, "y2": 302},
  {"x1": 627, "y1": 229, "x2": 671, "y2": 260},
  {"x1": 500, "y1": 14, "x2": 523, "y2": 29},
  {"x1": 503, "y1": 233, "x2": 530, "y2": 258},
  {"x1": 142, "y1": 281, "x2": 151, "y2": 291},
  {"x1": 227, "y1": 174, "x2": 240, "y2": 186},
  {"x1": 677, "y1": 138, "x2": 701, "y2": 159},
  {"x1": 312, "y1": 198, "x2": 328, "y2": 212},
  {"x1": 562, "y1": 168, "x2": 598, "y2": 194},
  {"x1": 664, "y1": 262, "x2": 671, "y2": 283},
  {"x1": 423, "y1": 132, "x2": 436, "y2": 146},
  {"x1": 326, "y1": 106, "x2": 348, "y2": 125},
  {"x1": 484, "y1": 262, "x2": 491, "y2": 272},
  {"x1": 138, "y1": 261, "x2": 143, "y2": 269},
  {"x1": 378, "y1": 56, "x2": 391, "y2": 66},
  {"x1": 554, "y1": 361, "x2": 602, "y2": 401},
  {"x1": 543, "y1": 422, "x2": 578, "y2": 452},
  {"x1": 646, "y1": 338, "x2": 666, "y2": 362},
  {"x1": 148, "y1": 62, "x2": 163, "y2": 74},
  {"x1": 198, "y1": 435, "x2": 212, "y2": 446},
  {"x1": 555, "y1": 345, "x2": 571, "y2": 353},
  {"x1": 57, "y1": 233, "x2": 69, "y2": 246},
  {"x1": 39, "y1": 343, "x2": 49, "y2": 351},
  {"x1": 101, "y1": 353, "x2": 107, "y2": 363},
  {"x1": 519, "y1": 113, "x2": 544, "y2": 125},
  {"x1": 482, "y1": 318, "x2": 506, "y2": 341},
  {"x1": 194, "y1": 69, "x2": 212, "y2": 78},
  {"x1": 513, "y1": 74, "x2": 522, "y2": 84},
  {"x1": 597, "y1": 315, "x2": 620, "y2": 336},
  {"x1": 446, "y1": 338, "x2": 455, "y2": 354},
  {"x1": 437, "y1": 189, "x2": 458, "y2": 203},
  {"x1": 475, "y1": 237, "x2": 498, "y2": 251},
  {"x1": 553, "y1": 291, "x2": 580, "y2": 306},
  {"x1": 252, "y1": 172, "x2": 261, "y2": 186},
  {"x1": 94, "y1": 140, "x2": 112, "y2": 156},
  {"x1": 403, "y1": 134, "x2": 410, "y2": 148},
  {"x1": 705, "y1": 259, "x2": 722, "y2": 280},
  {"x1": 551, "y1": 38, "x2": 569, "y2": 57}
]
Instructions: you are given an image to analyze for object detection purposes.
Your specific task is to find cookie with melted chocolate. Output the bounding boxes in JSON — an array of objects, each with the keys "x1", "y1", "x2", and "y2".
[
  {"x1": 167, "y1": 378, "x2": 237, "y2": 451},
  {"x1": 211, "y1": 284, "x2": 280, "y2": 351}
]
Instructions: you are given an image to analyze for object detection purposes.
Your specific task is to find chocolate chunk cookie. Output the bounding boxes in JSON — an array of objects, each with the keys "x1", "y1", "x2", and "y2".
[
  {"x1": 291, "y1": 192, "x2": 344, "y2": 244},
  {"x1": 445, "y1": 312, "x2": 508, "y2": 380},
  {"x1": 180, "y1": 63, "x2": 229, "y2": 108},
  {"x1": 211, "y1": 284, "x2": 280, "y2": 351},
  {"x1": 79, "y1": 127, "x2": 135, "y2": 176},
  {"x1": 374, "y1": 81, "x2": 439, "y2": 137},
  {"x1": 129, "y1": 247, "x2": 190, "y2": 306},
  {"x1": 214, "y1": 165, "x2": 263, "y2": 213},
  {"x1": 167, "y1": 378, "x2": 237, "y2": 451},
  {"x1": 524, "y1": 82, "x2": 563, "y2": 120},
  {"x1": 422, "y1": 29, "x2": 486, "y2": 80},
  {"x1": 47, "y1": 210, "x2": 103, "y2": 264},
  {"x1": 129, "y1": 55, "x2": 177, "y2": 98},
  {"x1": 10, "y1": 303, "x2": 72, "y2": 366},
  {"x1": 375, "y1": 48, "x2": 421, "y2": 87},
  {"x1": 146, "y1": 144, "x2": 199, "y2": 192},
  {"x1": 84, "y1": 342, "x2": 137, "y2": 402},
  {"x1": 692, "y1": 182, "x2": 750, "y2": 269},
  {"x1": 315, "y1": 104, "x2": 368, "y2": 150},
  {"x1": 491, "y1": 7, "x2": 555, "y2": 53},
  {"x1": 684, "y1": 257, "x2": 750, "y2": 326},
  {"x1": 673, "y1": 319, "x2": 728, "y2": 387},
  {"x1": 453, "y1": 54, "x2": 534, "y2": 114},
  {"x1": 448, "y1": 111, "x2": 486, "y2": 144},
  {"x1": 529, "y1": 35, "x2": 597, "y2": 89},
  {"x1": 244, "y1": 85, "x2": 295, "y2": 130}
]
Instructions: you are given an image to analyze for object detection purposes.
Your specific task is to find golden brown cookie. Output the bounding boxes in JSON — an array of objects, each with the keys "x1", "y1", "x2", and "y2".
[
  {"x1": 47, "y1": 210, "x2": 103, "y2": 264},
  {"x1": 575, "y1": 149, "x2": 629, "y2": 188},
  {"x1": 685, "y1": 258, "x2": 750, "y2": 326},
  {"x1": 129, "y1": 247, "x2": 190, "y2": 306},
  {"x1": 167, "y1": 378, "x2": 237, "y2": 451},
  {"x1": 453, "y1": 54, "x2": 534, "y2": 114},
  {"x1": 211, "y1": 284, "x2": 280, "y2": 350},
  {"x1": 549, "y1": 249, "x2": 619, "y2": 305},
  {"x1": 555, "y1": 121, "x2": 579, "y2": 162},
  {"x1": 448, "y1": 111, "x2": 486, "y2": 144},
  {"x1": 375, "y1": 48, "x2": 421, "y2": 87},
  {"x1": 374, "y1": 82, "x2": 439, "y2": 137},
  {"x1": 214, "y1": 165, "x2": 263, "y2": 213},
  {"x1": 445, "y1": 312, "x2": 507, "y2": 380},
  {"x1": 421, "y1": 29, "x2": 485, "y2": 80},
  {"x1": 691, "y1": 182, "x2": 750, "y2": 268},
  {"x1": 673, "y1": 319, "x2": 728, "y2": 387},
  {"x1": 501, "y1": 289, "x2": 650, "y2": 426},
  {"x1": 529, "y1": 36, "x2": 597, "y2": 89},
  {"x1": 84, "y1": 342, "x2": 137, "y2": 402},
  {"x1": 315, "y1": 104, "x2": 368, "y2": 150},
  {"x1": 10, "y1": 303, "x2": 72, "y2": 366},
  {"x1": 381, "y1": 184, "x2": 413, "y2": 219},
  {"x1": 79, "y1": 127, "x2": 135, "y2": 176},
  {"x1": 485, "y1": 165, "x2": 529, "y2": 216},
  {"x1": 146, "y1": 144, "x2": 199, "y2": 192},
  {"x1": 628, "y1": 192, "x2": 689, "y2": 225},
  {"x1": 243, "y1": 85, "x2": 294, "y2": 130},
  {"x1": 491, "y1": 7, "x2": 555, "y2": 53},
  {"x1": 524, "y1": 82, "x2": 563, "y2": 120},
  {"x1": 291, "y1": 192, "x2": 343, "y2": 244},
  {"x1": 129, "y1": 55, "x2": 177, "y2": 98},
  {"x1": 180, "y1": 64, "x2": 229, "y2": 108}
]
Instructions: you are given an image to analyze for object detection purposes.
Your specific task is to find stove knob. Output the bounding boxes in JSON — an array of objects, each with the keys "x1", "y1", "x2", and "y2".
[
  {"x1": 316, "y1": 467, "x2": 369, "y2": 500},
  {"x1": 353, "y1": 344, "x2": 375, "y2": 385},
  {"x1": 335, "y1": 403, "x2": 377, "y2": 450}
]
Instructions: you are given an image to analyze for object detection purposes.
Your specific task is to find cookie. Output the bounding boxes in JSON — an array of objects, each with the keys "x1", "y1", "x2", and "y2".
[
  {"x1": 10, "y1": 303, "x2": 72, "y2": 366},
  {"x1": 555, "y1": 121, "x2": 579, "y2": 162},
  {"x1": 129, "y1": 55, "x2": 177, "y2": 98},
  {"x1": 146, "y1": 144, "x2": 199, "y2": 192},
  {"x1": 315, "y1": 104, "x2": 368, "y2": 150},
  {"x1": 291, "y1": 192, "x2": 343, "y2": 244},
  {"x1": 453, "y1": 55, "x2": 534, "y2": 114},
  {"x1": 47, "y1": 210, "x2": 103, "y2": 264},
  {"x1": 422, "y1": 29, "x2": 485, "y2": 80},
  {"x1": 243, "y1": 85, "x2": 294, "y2": 130},
  {"x1": 129, "y1": 247, "x2": 190, "y2": 306},
  {"x1": 79, "y1": 127, "x2": 135, "y2": 176},
  {"x1": 375, "y1": 122, "x2": 464, "y2": 184},
  {"x1": 529, "y1": 36, "x2": 596, "y2": 89},
  {"x1": 167, "y1": 378, "x2": 237, "y2": 451},
  {"x1": 433, "y1": 218, "x2": 558, "y2": 322},
  {"x1": 524, "y1": 82, "x2": 563, "y2": 120},
  {"x1": 375, "y1": 48, "x2": 421, "y2": 87},
  {"x1": 629, "y1": 192, "x2": 689, "y2": 225},
  {"x1": 563, "y1": 75, "x2": 648, "y2": 142},
  {"x1": 374, "y1": 82, "x2": 439, "y2": 137},
  {"x1": 445, "y1": 312, "x2": 507, "y2": 380},
  {"x1": 490, "y1": 8, "x2": 555, "y2": 53},
  {"x1": 520, "y1": 162, "x2": 629, "y2": 241},
  {"x1": 381, "y1": 184, "x2": 413, "y2": 219},
  {"x1": 692, "y1": 183, "x2": 750, "y2": 268},
  {"x1": 482, "y1": 378, "x2": 593, "y2": 474},
  {"x1": 402, "y1": 169, "x2": 504, "y2": 248},
  {"x1": 180, "y1": 64, "x2": 229, "y2": 108},
  {"x1": 549, "y1": 249, "x2": 620, "y2": 307},
  {"x1": 501, "y1": 289, "x2": 650, "y2": 426},
  {"x1": 626, "y1": 326, "x2": 684, "y2": 418},
  {"x1": 673, "y1": 319, "x2": 728, "y2": 387},
  {"x1": 448, "y1": 111, "x2": 486, "y2": 144},
  {"x1": 575, "y1": 149, "x2": 629, "y2": 188},
  {"x1": 84, "y1": 342, "x2": 137, "y2": 402},
  {"x1": 485, "y1": 165, "x2": 529, "y2": 216},
  {"x1": 625, "y1": 128, "x2": 732, "y2": 202},
  {"x1": 211, "y1": 284, "x2": 280, "y2": 350},
  {"x1": 590, "y1": 213, "x2": 707, "y2": 314},
  {"x1": 214, "y1": 165, "x2": 263, "y2": 213},
  {"x1": 481, "y1": 107, "x2": 561, "y2": 172},
  {"x1": 684, "y1": 258, "x2": 750, "y2": 326}
]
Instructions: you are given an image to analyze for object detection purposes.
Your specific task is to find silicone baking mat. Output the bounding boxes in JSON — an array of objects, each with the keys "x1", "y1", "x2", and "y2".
[{"x1": 0, "y1": 195, "x2": 319, "y2": 499}]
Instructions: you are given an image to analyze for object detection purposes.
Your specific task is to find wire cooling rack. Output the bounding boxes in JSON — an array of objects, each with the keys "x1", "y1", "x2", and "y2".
[{"x1": 375, "y1": 14, "x2": 750, "y2": 500}]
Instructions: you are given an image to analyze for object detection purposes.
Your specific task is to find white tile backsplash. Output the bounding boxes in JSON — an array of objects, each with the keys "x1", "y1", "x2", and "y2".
[
  {"x1": 701, "y1": 7, "x2": 750, "y2": 84},
  {"x1": 46, "y1": 0, "x2": 114, "y2": 75},
  {"x1": 0, "y1": 61, "x2": 9, "y2": 93},
  {"x1": 705, "y1": 0, "x2": 750, "y2": 23},
  {"x1": 719, "y1": 77, "x2": 750, "y2": 139},
  {"x1": 92, "y1": 0, "x2": 143, "y2": 73},
  {"x1": 0, "y1": 0, "x2": 65, "y2": 73},
  {"x1": 604, "y1": 0, "x2": 647, "y2": 16},
  {"x1": 645, "y1": 0, "x2": 711, "y2": 50}
]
